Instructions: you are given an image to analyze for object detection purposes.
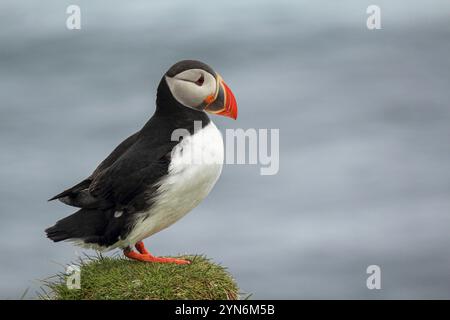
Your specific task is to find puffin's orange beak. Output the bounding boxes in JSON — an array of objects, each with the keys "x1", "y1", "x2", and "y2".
[{"x1": 203, "y1": 75, "x2": 238, "y2": 120}]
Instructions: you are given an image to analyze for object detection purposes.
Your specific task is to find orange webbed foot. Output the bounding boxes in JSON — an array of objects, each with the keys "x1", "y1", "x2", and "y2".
[{"x1": 124, "y1": 242, "x2": 191, "y2": 265}]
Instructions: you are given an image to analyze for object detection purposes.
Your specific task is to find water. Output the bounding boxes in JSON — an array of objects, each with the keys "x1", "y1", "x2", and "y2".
[{"x1": 1, "y1": 0, "x2": 450, "y2": 298}]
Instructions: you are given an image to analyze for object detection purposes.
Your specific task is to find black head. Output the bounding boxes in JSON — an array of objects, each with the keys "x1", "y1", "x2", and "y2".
[
  {"x1": 165, "y1": 60, "x2": 216, "y2": 78},
  {"x1": 157, "y1": 60, "x2": 237, "y2": 120}
]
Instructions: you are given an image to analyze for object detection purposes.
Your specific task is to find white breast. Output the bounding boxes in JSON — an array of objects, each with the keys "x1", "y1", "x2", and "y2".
[{"x1": 123, "y1": 121, "x2": 224, "y2": 247}]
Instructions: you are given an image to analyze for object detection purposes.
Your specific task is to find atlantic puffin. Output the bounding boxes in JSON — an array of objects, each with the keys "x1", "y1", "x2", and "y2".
[{"x1": 46, "y1": 60, "x2": 237, "y2": 265}]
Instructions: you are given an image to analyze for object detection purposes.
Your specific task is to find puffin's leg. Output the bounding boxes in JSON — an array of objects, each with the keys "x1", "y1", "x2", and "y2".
[
  {"x1": 124, "y1": 244, "x2": 190, "y2": 265},
  {"x1": 135, "y1": 241, "x2": 150, "y2": 255},
  {"x1": 135, "y1": 241, "x2": 190, "y2": 264}
]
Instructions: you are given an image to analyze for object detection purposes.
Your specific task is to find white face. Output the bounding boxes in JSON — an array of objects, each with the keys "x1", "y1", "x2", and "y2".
[{"x1": 165, "y1": 68, "x2": 217, "y2": 109}]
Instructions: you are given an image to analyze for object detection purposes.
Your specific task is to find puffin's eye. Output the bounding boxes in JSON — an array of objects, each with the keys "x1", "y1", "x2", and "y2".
[{"x1": 195, "y1": 74, "x2": 204, "y2": 86}]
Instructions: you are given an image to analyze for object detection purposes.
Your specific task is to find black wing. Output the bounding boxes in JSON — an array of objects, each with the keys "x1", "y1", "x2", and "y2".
[
  {"x1": 48, "y1": 131, "x2": 140, "y2": 207},
  {"x1": 87, "y1": 142, "x2": 175, "y2": 212},
  {"x1": 46, "y1": 135, "x2": 177, "y2": 248},
  {"x1": 91, "y1": 131, "x2": 140, "y2": 177}
]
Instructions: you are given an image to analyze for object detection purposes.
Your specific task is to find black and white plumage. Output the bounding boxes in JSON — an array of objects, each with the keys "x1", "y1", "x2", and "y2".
[{"x1": 46, "y1": 60, "x2": 237, "y2": 263}]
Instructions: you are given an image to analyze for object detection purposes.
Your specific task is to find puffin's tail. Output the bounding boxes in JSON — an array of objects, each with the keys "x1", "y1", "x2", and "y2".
[{"x1": 45, "y1": 208, "x2": 107, "y2": 243}]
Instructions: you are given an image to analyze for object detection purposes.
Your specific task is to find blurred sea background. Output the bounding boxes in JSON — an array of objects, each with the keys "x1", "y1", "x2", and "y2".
[{"x1": 1, "y1": 0, "x2": 449, "y2": 298}]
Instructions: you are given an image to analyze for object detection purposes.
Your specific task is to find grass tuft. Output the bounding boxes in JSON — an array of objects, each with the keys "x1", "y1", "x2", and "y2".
[{"x1": 43, "y1": 254, "x2": 239, "y2": 300}]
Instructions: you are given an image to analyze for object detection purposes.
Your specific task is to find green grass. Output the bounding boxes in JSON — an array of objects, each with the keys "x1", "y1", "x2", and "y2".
[{"x1": 43, "y1": 254, "x2": 239, "y2": 300}]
